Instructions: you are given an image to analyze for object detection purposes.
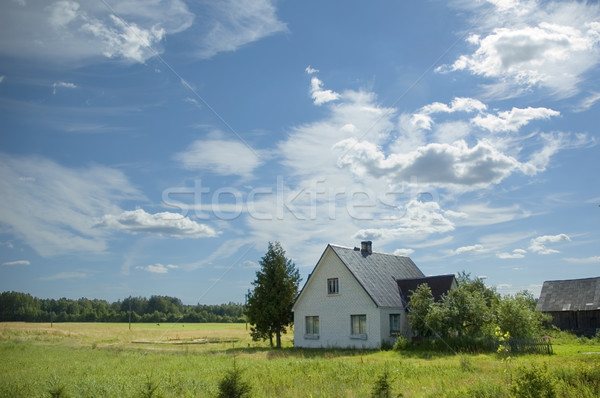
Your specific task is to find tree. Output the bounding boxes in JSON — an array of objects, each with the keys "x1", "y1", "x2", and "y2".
[
  {"x1": 245, "y1": 242, "x2": 301, "y2": 348},
  {"x1": 407, "y1": 284, "x2": 435, "y2": 337}
]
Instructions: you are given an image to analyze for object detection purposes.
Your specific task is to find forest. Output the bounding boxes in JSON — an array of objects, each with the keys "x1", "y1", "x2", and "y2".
[{"x1": 0, "y1": 291, "x2": 245, "y2": 323}]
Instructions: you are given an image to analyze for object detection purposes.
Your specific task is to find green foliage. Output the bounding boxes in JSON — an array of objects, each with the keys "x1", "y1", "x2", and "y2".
[
  {"x1": 371, "y1": 368, "x2": 399, "y2": 398},
  {"x1": 407, "y1": 284, "x2": 434, "y2": 337},
  {"x1": 46, "y1": 375, "x2": 69, "y2": 398},
  {"x1": 217, "y1": 362, "x2": 251, "y2": 398},
  {"x1": 407, "y1": 272, "x2": 549, "y2": 346},
  {"x1": 245, "y1": 242, "x2": 300, "y2": 348},
  {"x1": 510, "y1": 364, "x2": 556, "y2": 398},
  {"x1": 139, "y1": 375, "x2": 161, "y2": 398},
  {"x1": 496, "y1": 291, "x2": 549, "y2": 338},
  {"x1": 393, "y1": 335, "x2": 411, "y2": 351}
]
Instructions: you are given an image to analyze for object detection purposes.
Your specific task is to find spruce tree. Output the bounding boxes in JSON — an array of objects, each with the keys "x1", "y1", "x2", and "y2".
[{"x1": 245, "y1": 242, "x2": 300, "y2": 348}]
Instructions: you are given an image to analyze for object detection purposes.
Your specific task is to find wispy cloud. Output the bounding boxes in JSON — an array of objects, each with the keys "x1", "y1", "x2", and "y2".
[
  {"x1": 0, "y1": 153, "x2": 143, "y2": 257},
  {"x1": 95, "y1": 209, "x2": 218, "y2": 239},
  {"x1": 563, "y1": 256, "x2": 600, "y2": 264},
  {"x1": 136, "y1": 263, "x2": 179, "y2": 274},
  {"x1": 305, "y1": 65, "x2": 319, "y2": 74},
  {"x1": 195, "y1": 0, "x2": 288, "y2": 59},
  {"x1": 575, "y1": 92, "x2": 600, "y2": 113},
  {"x1": 497, "y1": 249, "x2": 527, "y2": 259},
  {"x1": 2, "y1": 260, "x2": 30, "y2": 266},
  {"x1": 41, "y1": 271, "x2": 87, "y2": 281},
  {"x1": 175, "y1": 137, "x2": 263, "y2": 177},
  {"x1": 52, "y1": 81, "x2": 77, "y2": 94}
]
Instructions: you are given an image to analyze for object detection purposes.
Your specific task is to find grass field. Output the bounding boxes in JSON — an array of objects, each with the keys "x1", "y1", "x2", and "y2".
[{"x1": 1, "y1": 322, "x2": 599, "y2": 397}]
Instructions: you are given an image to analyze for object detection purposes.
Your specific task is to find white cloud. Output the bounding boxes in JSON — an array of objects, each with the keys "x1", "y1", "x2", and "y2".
[
  {"x1": 455, "y1": 244, "x2": 484, "y2": 255},
  {"x1": 310, "y1": 77, "x2": 340, "y2": 105},
  {"x1": 0, "y1": 153, "x2": 143, "y2": 257},
  {"x1": 529, "y1": 233, "x2": 571, "y2": 254},
  {"x1": 420, "y1": 97, "x2": 487, "y2": 116},
  {"x1": 175, "y1": 138, "x2": 262, "y2": 177},
  {"x1": 353, "y1": 200, "x2": 458, "y2": 241},
  {"x1": 0, "y1": 0, "x2": 194, "y2": 63},
  {"x1": 393, "y1": 248, "x2": 415, "y2": 256},
  {"x1": 52, "y1": 81, "x2": 77, "y2": 94},
  {"x1": 471, "y1": 106, "x2": 559, "y2": 133},
  {"x1": 305, "y1": 65, "x2": 319, "y2": 74},
  {"x1": 575, "y1": 92, "x2": 600, "y2": 112},
  {"x1": 2, "y1": 260, "x2": 30, "y2": 266},
  {"x1": 0, "y1": 0, "x2": 286, "y2": 63},
  {"x1": 41, "y1": 271, "x2": 87, "y2": 280},
  {"x1": 445, "y1": 1, "x2": 600, "y2": 97},
  {"x1": 195, "y1": 0, "x2": 288, "y2": 59},
  {"x1": 95, "y1": 209, "x2": 217, "y2": 239},
  {"x1": 497, "y1": 249, "x2": 527, "y2": 259},
  {"x1": 136, "y1": 263, "x2": 179, "y2": 274},
  {"x1": 335, "y1": 138, "x2": 520, "y2": 189},
  {"x1": 0, "y1": 76, "x2": 5, "y2": 83},
  {"x1": 563, "y1": 256, "x2": 600, "y2": 264}
]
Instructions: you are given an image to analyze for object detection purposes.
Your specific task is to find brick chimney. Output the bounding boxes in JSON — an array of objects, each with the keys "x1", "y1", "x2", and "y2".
[{"x1": 361, "y1": 240, "x2": 372, "y2": 255}]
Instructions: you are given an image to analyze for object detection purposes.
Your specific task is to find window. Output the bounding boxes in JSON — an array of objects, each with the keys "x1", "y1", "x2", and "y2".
[
  {"x1": 305, "y1": 316, "x2": 319, "y2": 336},
  {"x1": 390, "y1": 314, "x2": 401, "y2": 334},
  {"x1": 351, "y1": 314, "x2": 367, "y2": 335},
  {"x1": 327, "y1": 278, "x2": 339, "y2": 294}
]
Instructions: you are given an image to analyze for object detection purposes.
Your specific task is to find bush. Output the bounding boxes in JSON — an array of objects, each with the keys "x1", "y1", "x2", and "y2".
[
  {"x1": 217, "y1": 363, "x2": 251, "y2": 398},
  {"x1": 393, "y1": 335, "x2": 411, "y2": 351},
  {"x1": 372, "y1": 368, "x2": 401, "y2": 397},
  {"x1": 511, "y1": 364, "x2": 555, "y2": 398}
]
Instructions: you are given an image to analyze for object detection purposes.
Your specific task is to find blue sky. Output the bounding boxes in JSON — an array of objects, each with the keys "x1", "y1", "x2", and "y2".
[{"x1": 1, "y1": 0, "x2": 599, "y2": 305}]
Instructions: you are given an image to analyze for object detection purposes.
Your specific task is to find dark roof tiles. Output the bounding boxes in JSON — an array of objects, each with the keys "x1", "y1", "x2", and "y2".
[
  {"x1": 537, "y1": 277, "x2": 600, "y2": 312},
  {"x1": 330, "y1": 245, "x2": 425, "y2": 307}
]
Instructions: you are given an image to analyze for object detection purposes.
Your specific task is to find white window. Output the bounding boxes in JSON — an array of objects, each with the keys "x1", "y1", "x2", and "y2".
[
  {"x1": 351, "y1": 314, "x2": 367, "y2": 335},
  {"x1": 327, "y1": 278, "x2": 339, "y2": 294},
  {"x1": 305, "y1": 316, "x2": 319, "y2": 336},
  {"x1": 390, "y1": 314, "x2": 401, "y2": 334}
]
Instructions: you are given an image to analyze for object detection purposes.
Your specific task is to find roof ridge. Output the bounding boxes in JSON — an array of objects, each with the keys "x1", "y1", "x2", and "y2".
[{"x1": 330, "y1": 244, "x2": 408, "y2": 257}]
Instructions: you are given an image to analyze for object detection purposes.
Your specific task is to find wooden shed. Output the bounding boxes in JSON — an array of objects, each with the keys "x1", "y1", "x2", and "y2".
[{"x1": 536, "y1": 277, "x2": 600, "y2": 336}]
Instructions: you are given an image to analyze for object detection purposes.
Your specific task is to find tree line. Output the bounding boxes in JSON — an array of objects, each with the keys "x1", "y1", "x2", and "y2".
[{"x1": 0, "y1": 291, "x2": 245, "y2": 323}]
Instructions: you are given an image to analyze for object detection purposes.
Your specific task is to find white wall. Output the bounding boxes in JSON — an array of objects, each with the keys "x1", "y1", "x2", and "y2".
[{"x1": 293, "y1": 247, "x2": 383, "y2": 349}]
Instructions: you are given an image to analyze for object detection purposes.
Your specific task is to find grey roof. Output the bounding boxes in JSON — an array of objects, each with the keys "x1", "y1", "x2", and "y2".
[
  {"x1": 397, "y1": 274, "x2": 456, "y2": 306},
  {"x1": 536, "y1": 277, "x2": 600, "y2": 312},
  {"x1": 330, "y1": 245, "x2": 425, "y2": 307}
]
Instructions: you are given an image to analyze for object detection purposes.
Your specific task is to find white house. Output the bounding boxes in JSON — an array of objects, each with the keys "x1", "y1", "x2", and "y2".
[{"x1": 293, "y1": 241, "x2": 429, "y2": 349}]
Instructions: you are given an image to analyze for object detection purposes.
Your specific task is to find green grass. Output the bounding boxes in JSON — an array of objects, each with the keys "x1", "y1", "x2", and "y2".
[{"x1": 0, "y1": 322, "x2": 599, "y2": 397}]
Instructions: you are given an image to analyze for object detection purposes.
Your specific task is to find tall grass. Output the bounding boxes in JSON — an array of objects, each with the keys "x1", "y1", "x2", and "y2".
[{"x1": 0, "y1": 322, "x2": 598, "y2": 397}]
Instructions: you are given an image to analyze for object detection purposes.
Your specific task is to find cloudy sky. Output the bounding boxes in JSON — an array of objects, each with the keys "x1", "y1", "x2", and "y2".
[{"x1": 1, "y1": 0, "x2": 599, "y2": 305}]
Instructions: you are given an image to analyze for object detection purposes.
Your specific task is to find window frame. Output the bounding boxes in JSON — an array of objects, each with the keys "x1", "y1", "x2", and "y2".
[
  {"x1": 305, "y1": 315, "x2": 319, "y2": 339},
  {"x1": 327, "y1": 278, "x2": 339, "y2": 295},
  {"x1": 350, "y1": 314, "x2": 367, "y2": 339},
  {"x1": 389, "y1": 313, "x2": 401, "y2": 335}
]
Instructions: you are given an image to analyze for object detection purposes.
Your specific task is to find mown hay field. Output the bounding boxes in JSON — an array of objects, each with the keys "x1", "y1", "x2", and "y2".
[{"x1": 1, "y1": 322, "x2": 599, "y2": 397}]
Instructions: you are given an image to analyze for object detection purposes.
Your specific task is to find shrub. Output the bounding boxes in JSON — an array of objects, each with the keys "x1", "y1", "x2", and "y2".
[
  {"x1": 510, "y1": 364, "x2": 555, "y2": 398},
  {"x1": 372, "y1": 368, "x2": 401, "y2": 397},
  {"x1": 393, "y1": 335, "x2": 411, "y2": 351},
  {"x1": 217, "y1": 363, "x2": 251, "y2": 398}
]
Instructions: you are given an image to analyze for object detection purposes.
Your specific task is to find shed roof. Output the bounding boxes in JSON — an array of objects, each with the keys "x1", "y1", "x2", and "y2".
[
  {"x1": 396, "y1": 274, "x2": 456, "y2": 306},
  {"x1": 330, "y1": 245, "x2": 425, "y2": 307},
  {"x1": 536, "y1": 277, "x2": 600, "y2": 312}
]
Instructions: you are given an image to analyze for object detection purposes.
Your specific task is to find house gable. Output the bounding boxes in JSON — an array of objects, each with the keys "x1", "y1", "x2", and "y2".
[{"x1": 397, "y1": 274, "x2": 457, "y2": 307}]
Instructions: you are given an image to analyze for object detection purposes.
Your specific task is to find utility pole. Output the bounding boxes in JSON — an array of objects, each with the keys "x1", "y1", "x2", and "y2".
[{"x1": 128, "y1": 297, "x2": 132, "y2": 331}]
